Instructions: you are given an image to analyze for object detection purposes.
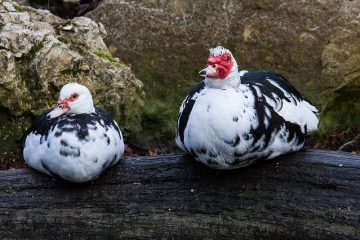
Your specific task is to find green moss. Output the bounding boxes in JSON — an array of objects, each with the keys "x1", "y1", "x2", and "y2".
[
  {"x1": 0, "y1": 108, "x2": 32, "y2": 169},
  {"x1": 319, "y1": 85, "x2": 360, "y2": 133},
  {"x1": 118, "y1": 45, "x2": 205, "y2": 148},
  {"x1": 13, "y1": 4, "x2": 28, "y2": 12},
  {"x1": 27, "y1": 40, "x2": 45, "y2": 58},
  {"x1": 93, "y1": 50, "x2": 118, "y2": 65}
]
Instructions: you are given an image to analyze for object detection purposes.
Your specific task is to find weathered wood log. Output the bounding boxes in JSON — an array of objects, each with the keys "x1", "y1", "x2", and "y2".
[{"x1": 0, "y1": 150, "x2": 359, "y2": 239}]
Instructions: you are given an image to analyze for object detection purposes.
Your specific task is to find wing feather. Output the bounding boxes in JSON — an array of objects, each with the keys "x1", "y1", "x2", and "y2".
[{"x1": 241, "y1": 71, "x2": 319, "y2": 131}]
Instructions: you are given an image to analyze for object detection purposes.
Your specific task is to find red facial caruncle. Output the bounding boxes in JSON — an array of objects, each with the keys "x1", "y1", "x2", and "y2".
[
  {"x1": 57, "y1": 93, "x2": 79, "y2": 109},
  {"x1": 206, "y1": 53, "x2": 233, "y2": 79}
]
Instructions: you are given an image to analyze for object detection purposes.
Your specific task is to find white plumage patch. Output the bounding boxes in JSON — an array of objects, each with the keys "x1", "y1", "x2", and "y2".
[{"x1": 209, "y1": 46, "x2": 232, "y2": 57}]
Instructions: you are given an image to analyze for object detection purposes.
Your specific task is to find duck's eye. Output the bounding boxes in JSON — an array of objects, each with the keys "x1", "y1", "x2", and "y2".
[
  {"x1": 212, "y1": 65, "x2": 216, "y2": 68},
  {"x1": 71, "y1": 94, "x2": 78, "y2": 99},
  {"x1": 226, "y1": 57, "x2": 230, "y2": 62}
]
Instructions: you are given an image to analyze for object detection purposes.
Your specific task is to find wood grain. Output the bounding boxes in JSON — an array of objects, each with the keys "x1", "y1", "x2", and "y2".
[{"x1": 0, "y1": 149, "x2": 359, "y2": 239}]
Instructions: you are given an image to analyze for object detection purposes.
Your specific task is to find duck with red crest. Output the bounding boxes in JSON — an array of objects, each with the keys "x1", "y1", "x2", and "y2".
[
  {"x1": 23, "y1": 83, "x2": 124, "y2": 182},
  {"x1": 176, "y1": 46, "x2": 319, "y2": 169}
]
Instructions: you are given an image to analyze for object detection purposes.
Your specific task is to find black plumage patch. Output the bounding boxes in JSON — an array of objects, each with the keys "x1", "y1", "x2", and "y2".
[
  {"x1": 59, "y1": 144, "x2": 80, "y2": 157},
  {"x1": 228, "y1": 158, "x2": 241, "y2": 166},
  {"x1": 22, "y1": 108, "x2": 121, "y2": 147},
  {"x1": 208, "y1": 149, "x2": 218, "y2": 158},
  {"x1": 243, "y1": 71, "x2": 306, "y2": 153},
  {"x1": 241, "y1": 71, "x2": 316, "y2": 111},
  {"x1": 40, "y1": 135, "x2": 46, "y2": 144},
  {"x1": 102, "y1": 161, "x2": 109, "y2": 169},
  {"x1": 109, "y1": 154, "x2": 118, "y2": 166},
  {"x1": 59, "y1": 139, "x2": 81, "y2": 157},
  {"x1": 233, "y1": 135, "x2": 240, "y2": 147},
  {"x1": 224, "y1": 135, "x2": 240, "y2": 147},
  {"x1": 242, "y1": 134, "x2": 250, "y2": 141},
  {"x1": 176, "y1": 81, "x2": 206, "y2": 147},
  {"x1": 252, "y1": 94, "x2": 303, "y2": 151},
  {"x1": 227, "y1": 155, "x2": 263, "y2": 167},
  {"x1": 54, "y1": 131, "x2": 62, "y2": 137},
  {"x1": 207, "y1": 159, "x2": 219, "y2": 167},
  {"x1": 60, "y1": 140, "x2": 69, "y2": 147}
]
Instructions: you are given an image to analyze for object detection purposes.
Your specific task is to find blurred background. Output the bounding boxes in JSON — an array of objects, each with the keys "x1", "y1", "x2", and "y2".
[{"x1": 1, "y1": 0, "x2": 359, "y2": 168}]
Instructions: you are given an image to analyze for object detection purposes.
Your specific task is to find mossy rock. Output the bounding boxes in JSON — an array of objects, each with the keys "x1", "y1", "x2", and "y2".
[{"x1": 0, "y1": 1, "x2": 144, "y2": 167}]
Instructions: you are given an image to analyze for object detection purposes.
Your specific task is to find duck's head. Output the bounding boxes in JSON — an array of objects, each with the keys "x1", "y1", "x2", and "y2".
[
  {"x1": 199, "y1": 46, "x2": 240, "y2": 88},
  {"x1": 47, "y1": 83, "x2": 95, "y2": 119}
]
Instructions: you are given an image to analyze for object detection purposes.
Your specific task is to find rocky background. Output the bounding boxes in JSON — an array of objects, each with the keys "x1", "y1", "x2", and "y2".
[
  {"x1": 0, "y1": 0, "x2": 144, "y2": 167},
  {"x1": 85, "y1": 0, "x2": 360, "y2": 147},
  {"x1": 1, "y1": 0, "x2": 359, "y2": 168}
]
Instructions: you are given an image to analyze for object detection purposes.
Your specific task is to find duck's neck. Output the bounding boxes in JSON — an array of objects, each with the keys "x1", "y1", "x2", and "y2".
[
  {"x1": 205, "y1": 69, "x2": 240, "y2": 89},
  {"x1": 70, "y1": 105, "x2": 96, "y2": 114}
]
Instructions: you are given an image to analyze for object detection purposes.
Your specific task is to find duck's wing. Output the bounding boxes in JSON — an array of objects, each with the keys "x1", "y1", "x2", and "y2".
[
  {"x1": 95, "y1": 108, "x2": 124, "y2": 167},
  {"x1": 240, "y1": 71, "x2": 319, "y2": 132},
  {"x1": 21, "y1": 109, "x2": 55, "y2": 147},
  {"x1": 95, "y1": 108, "x2": 121, "y2": 135},
  {"x1": 176, "y1": 81, "x2": 206, "y2": 150}
]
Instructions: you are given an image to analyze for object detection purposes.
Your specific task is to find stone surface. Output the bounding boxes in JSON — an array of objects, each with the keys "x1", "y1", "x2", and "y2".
[
  {"x1": 0, "y1": 0, "x2": 144, "y2": 166},
  {"x1": 86, "y1": 0, "x2": 360, "y2": 145},
  {"x1": 12, "y1": 0, "x2": 102, "y2": 18}
]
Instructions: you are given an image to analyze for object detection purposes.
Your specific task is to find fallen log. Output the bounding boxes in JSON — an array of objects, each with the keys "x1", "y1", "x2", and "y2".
[{"x1": 0, "y1": 149, "x2": 359, "y2": 239}]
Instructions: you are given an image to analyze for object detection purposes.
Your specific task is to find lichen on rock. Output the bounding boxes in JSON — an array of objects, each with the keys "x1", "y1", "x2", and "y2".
[{"x1": 0, "y1": 0, "x2": 144, "y2": 167}]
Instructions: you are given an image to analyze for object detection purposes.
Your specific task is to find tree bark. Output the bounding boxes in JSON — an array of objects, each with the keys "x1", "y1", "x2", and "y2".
[{"x1": 0, "y1": 150, "x2": 359, "y2": 239}]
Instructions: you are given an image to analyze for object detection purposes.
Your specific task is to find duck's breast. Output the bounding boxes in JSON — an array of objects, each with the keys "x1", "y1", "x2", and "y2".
[{"x1": 183, "y1": 87, "x2": 257, "y2": 157}]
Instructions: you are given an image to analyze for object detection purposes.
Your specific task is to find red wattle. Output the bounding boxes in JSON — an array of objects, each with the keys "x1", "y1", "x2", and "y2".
[{"x1": 206, "y1": 53, "x2": 233, "y2": 79}]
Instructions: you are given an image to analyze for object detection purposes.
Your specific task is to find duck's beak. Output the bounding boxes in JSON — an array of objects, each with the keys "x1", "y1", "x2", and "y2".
[
  {"x1": 47, "y1": 99, "x2": 69, "y2": 119},
  {"x1": 199, "y1": 68, "x2": 207, "y2": 77},
  {"x1": 199, "y1": 65, "x2": 217, "y2": 78}
]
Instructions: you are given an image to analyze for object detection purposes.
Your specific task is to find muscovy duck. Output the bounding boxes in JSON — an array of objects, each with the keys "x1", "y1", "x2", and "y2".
[
  {"x1": 23, "y1": 83, "x2": 124, "y2": 182},
  {"x1": 176, "y1": 46, "x2": 319, "y2": 169}
]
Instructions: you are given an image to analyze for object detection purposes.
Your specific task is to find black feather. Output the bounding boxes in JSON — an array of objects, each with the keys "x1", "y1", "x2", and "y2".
[
  {"x1": 176, "y1": 81, "x2": 206, "y2": 146},
  {"x1": 241, "y1": 71, "x2": 316, "y2": 111},
  {"x1": 22, "y1": 108, "x2": 120, "y2": 147}
]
